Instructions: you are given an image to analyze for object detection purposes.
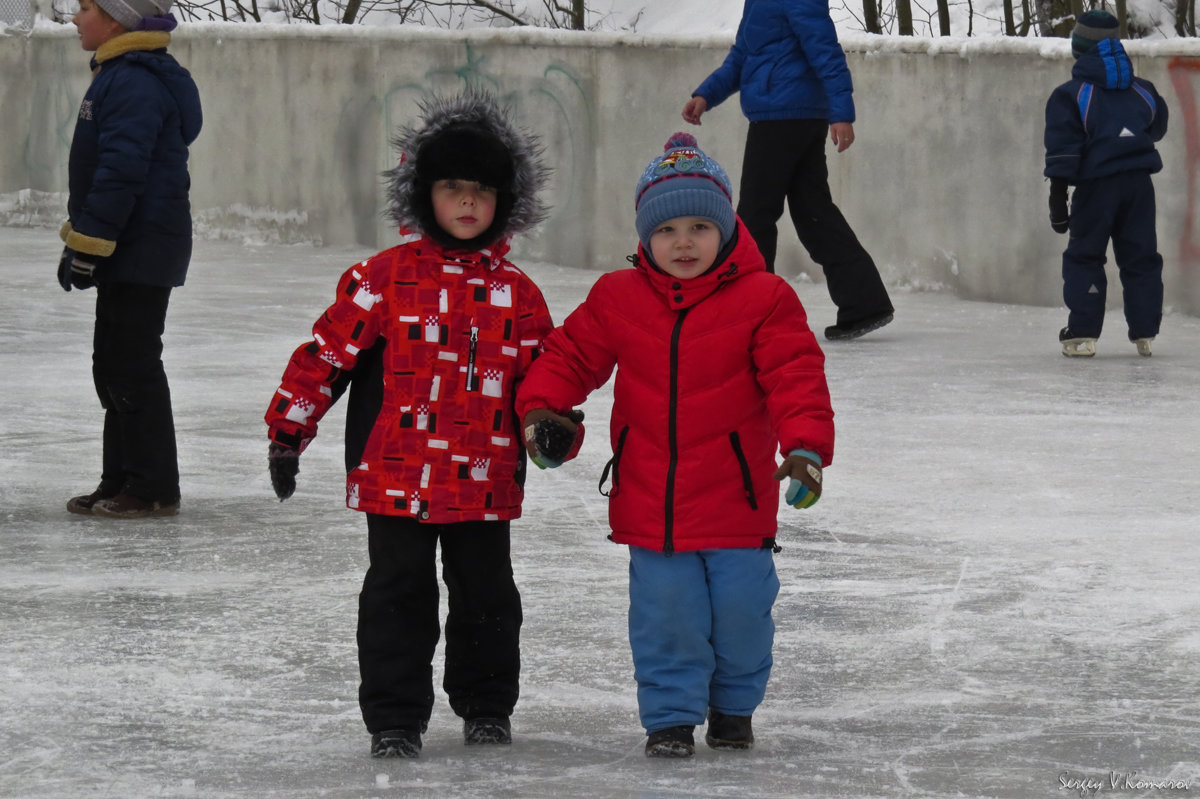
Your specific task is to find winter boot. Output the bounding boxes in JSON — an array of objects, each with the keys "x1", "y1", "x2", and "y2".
[
  {"x1": 645, "y1": 725, "x2": 695, "y2": 758},
  {"x1": 370, "y1": 728, "x2": 422, "y2": 758},
  {"x1": 464, "y1": 716, "x2": 511, "y2": 745},
  {"x1": 1060, "y1": 327, "x2": 1097, "y2": 358},
  {"x1": 704, "y1": 709, "x2": 755, "y2": 751},
  {"x1": 66, "y1": 487, "x2": 115, "y2": 515},
  {"x1": 91, "y1": 493, "x2": 180, "y2": 519},
  {"x1": 1132, "y1": 337, "x2": 1154, "y2": 357},
  {"x1": 824, "y1": 311, "x2": 893, "y2": 341}
]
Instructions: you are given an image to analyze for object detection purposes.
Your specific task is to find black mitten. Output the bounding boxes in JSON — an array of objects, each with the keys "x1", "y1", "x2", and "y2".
[
  {"x1": 522, "y1": 408, "x2": 585, "y2": 469},
  {"x1": 1048, "y1": 178, "x2": 1069, "y2": 235},
  {"x1": 269, "y1": 443, "x2": 300, "y2": 500},
  {"x1": 57, "y1": 248, "x2": 99, "y2": 291}
]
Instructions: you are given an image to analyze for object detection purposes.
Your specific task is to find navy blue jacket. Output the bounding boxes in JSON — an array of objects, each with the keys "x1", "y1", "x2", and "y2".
[
  {"x1": 1044, "y1": 39, "x2": 1167, "y2": 184},
  {"x1": 692, "y1": 0, "x2": 855, "y2": 123},
  {"x1": 65, "y1": 32, "x2": 202, "y2": 287}
]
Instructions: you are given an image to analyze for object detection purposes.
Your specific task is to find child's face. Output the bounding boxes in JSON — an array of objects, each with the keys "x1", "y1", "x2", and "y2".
[
  {"x1": 431, "y1": 179, "x2": 498, "y2": 243},
  {"x1": 648, "y1": 216, "x2": 723, "y2": 280},
  {"x1": 73, "y1": 0, "x2": 125, "y2": 51}
]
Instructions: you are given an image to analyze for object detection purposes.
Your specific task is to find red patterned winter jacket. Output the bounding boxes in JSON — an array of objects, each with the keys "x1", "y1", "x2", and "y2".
[
  {"x1": 516, "y1": 219, "x2": 834, "y2": 553},
  {"x1": 266, "y1": 234, "x2": 553, "y2": 521}
]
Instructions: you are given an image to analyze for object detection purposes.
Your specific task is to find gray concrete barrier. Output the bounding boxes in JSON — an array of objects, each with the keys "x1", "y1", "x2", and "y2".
[{"x1": 4, "y1": 23, "x2": 1198, "y2": 311}]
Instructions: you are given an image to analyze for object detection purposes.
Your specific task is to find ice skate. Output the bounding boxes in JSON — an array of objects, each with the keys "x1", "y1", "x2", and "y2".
[
  {"x1": 1133, "y1": 337, "x2": 1153, "y2": 357},
  {"x1": 645, "y1": 725, "x2": 695, "y2": 758},
  {"x1": 824, "y1": 311, "x2": 894, "y2": 341},
  {"x1": 1059, "y1": 327, "x2": 1096, "y2": 358}
]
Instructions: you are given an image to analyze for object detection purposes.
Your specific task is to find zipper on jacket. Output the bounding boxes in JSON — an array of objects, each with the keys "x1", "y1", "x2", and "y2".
[
  {"x1": 728, "y1": 431, "x2": 759, "y2": 510},
  {"x1": 599, "y1": 425, "x2": 629, "y2": 497},
  {"x1": 662, "y1": 310, "x2": 689, "y2": 555},
  {"x1": 466, "y1": 323, "x2": 479, "y2": 391}
]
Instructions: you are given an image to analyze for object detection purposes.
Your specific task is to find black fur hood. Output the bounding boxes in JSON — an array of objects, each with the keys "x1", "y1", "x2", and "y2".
[{"x1": 384, "y1": 92, "x2": 550, "y2": 246}]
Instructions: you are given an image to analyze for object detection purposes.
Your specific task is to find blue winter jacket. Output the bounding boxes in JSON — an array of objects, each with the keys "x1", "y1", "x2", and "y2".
[
  {"x1": 692, "y1": 0, "x2": 855, "y2": 124},
  {"x1": 1044, "y1": 38, "x2": 1167, "y2": 184},
  {"x1": 64, "y1": 32, "x2": 202, "y2": 287}
]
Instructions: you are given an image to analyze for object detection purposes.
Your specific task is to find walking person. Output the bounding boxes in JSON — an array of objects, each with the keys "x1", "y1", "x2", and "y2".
[{"x1": 682, "y1": 0, "x2": 894, "y2": 340}]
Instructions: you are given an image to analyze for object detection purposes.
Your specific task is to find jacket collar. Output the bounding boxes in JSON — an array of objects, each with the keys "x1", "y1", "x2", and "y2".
[
  {"x1": 399, "y1": 229, "x2": 512, "y2": 271},
  {"x1": 635, "y1": 218, "x2": 765, "y2": 311},
  {"x1": 95, "y1": 31, "x2": 171, "y2": 65}
]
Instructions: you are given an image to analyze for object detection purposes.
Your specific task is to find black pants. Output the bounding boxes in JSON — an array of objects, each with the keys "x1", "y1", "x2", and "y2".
[
  {"x1": 357, "y1": 514, "x2": 522, "y2": 733},
  {"x1": 737, "y1": 118, "x2": 893, "y2": 327},
  {"x1": 92, "y1": 282, "x2": 179, "y2": 501},
  {"x1": 1062, "y1": 171, "x2": 1163, "y2": 340}
]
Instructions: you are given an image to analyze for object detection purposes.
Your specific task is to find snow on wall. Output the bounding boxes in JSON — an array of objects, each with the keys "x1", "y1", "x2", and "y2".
[{"x1": 4, "y1": 22, "x2": 1199, "y2": 310}]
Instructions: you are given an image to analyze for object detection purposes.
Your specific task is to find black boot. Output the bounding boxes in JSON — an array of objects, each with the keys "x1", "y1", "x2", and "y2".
[
  {"x1": 705, "y1": 709, "x2": 754, "y2": 750},
  {"x1": 464, "y1": 716, "x2": 512, "y2": 745},
  {"x1": 645, "y1": 725, "x2": 695, "y2": 758},
  {"x1": 370, "y1": 728, "x2": 422, "y2": 758}
]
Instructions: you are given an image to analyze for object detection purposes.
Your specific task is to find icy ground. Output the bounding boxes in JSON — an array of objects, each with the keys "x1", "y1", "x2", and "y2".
[{"x1": 3, "y1": 226, "x2": 1200, "y2": 799}]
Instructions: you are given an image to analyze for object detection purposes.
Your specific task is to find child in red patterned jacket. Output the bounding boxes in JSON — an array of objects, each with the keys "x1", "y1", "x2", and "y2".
[{"x1": 265, "y1": 92, "x2": 562, "y2": 759}]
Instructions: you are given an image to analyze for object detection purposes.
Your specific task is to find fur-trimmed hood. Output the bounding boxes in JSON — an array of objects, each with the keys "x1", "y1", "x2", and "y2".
[{"x1": 384, "y1": 92, "x2": 550, "y2": 247}]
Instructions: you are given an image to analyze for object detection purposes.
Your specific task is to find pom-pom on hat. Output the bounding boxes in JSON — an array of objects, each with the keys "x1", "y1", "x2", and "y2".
[
  {"x1": 95, "y1": 0, "x2": 172, "y2": 29},
  {"x1": 635, "y1": 132, "x2": 736, "y2": 250},
  {"x1": 1071, "y1": 9, "x2": 1119, "y2": 58}
]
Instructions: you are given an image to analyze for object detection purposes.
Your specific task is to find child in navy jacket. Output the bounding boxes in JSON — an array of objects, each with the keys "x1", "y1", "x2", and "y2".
[
  {"x1": 1044, "y1": 10, "x2": 1168, "y2": 357},
  {"x1": 61, "y1": 0, "x2": 202, "y2": 517}
]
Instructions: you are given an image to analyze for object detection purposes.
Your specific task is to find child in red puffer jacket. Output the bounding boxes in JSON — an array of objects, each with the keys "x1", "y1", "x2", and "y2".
[{"x1": 517, "y1": 133, "x2": 834, "y2": 758}]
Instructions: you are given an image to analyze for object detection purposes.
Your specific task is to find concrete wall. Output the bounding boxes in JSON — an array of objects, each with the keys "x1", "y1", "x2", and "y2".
[{"x1": 4, "y1": 24, "x2": 1200, "y2": 311}]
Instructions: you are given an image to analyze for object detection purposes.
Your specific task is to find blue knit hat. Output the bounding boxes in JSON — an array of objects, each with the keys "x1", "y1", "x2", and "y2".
[
  {"x1": 635, "y1": 132, "x2": 735, "y2": 250},
  {"x1": 1072, "y1": 10, "x2": 1119, "y2": 58}
]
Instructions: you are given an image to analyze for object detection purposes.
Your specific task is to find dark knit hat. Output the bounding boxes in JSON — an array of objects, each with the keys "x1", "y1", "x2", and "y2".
[
  {"x1": 1072, "y1": 10, "x2": 1119, "y2": 58},
  {"x1": 634, "y1": 132, "x2": 735, "y2": 250},
  {"x1": 95, "y1": 0, "x2": 172, "y2": 29},
  {"x1": 385, "y1": 92, "x2": 550, "y2": 252}
]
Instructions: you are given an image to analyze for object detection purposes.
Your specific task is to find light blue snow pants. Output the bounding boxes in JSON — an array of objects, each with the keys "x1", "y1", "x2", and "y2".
[{"x1": 628, "y1": 547, "x2": 780, "y2": 734}]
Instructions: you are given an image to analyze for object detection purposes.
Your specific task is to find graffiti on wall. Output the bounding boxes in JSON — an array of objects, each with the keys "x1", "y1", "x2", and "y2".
[{"x1": 379, "y1": 42, "x2": 594, "y2": 264}]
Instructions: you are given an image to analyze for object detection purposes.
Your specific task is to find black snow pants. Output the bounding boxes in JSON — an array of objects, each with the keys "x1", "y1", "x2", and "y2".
[
  {"x1": 357, "y1": 514, "x2": 522, "y2": 733},
  {"x1": 92, "y1": 282, "x2": 180, "y2": 502},
  {"x1": 737, "y1": 118, "x2": 893, "y2": 328},
  {"x1": 1062, "y1": 171, "x2": 1163, "y2": 340}
]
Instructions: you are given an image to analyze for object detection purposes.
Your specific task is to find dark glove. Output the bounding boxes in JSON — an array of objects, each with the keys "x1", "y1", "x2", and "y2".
[
  {"x1": 1048, "y1": 178, "x2": 1069, "y2": 235},
  {"x1": 773, "y1": 449, "x2": 823, "y2": 509},
  {"x1": 522, "y1": 408, "x2": 585, "y2": 469},
  {"x1": 268, "y1": 442, "x2": 300, "y2": 500},
  {"x1": 57, "y1": 248, "x2": 98, "y2": 291}
]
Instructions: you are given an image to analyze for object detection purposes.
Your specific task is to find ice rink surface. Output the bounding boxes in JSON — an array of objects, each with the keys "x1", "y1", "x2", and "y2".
[{"x1": 3, "y1": 227, "x2": 1199, "y2": 798}]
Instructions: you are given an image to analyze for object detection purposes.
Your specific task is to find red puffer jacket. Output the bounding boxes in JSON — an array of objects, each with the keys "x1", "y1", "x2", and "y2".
[
  {"x1": 267, "y1": 234, "x2": 553, "y2": 521},
  {"x1": 517, "y1": 220, "x2": 834, "y2": 553}
]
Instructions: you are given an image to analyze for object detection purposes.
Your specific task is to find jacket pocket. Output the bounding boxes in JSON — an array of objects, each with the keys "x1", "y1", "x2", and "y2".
[
  {"x1": 728, "y1": 431, "x2": 758, "y2": 510},
  {"x1": 599, "y1": 425, "x2": 629, "y2": 498}
]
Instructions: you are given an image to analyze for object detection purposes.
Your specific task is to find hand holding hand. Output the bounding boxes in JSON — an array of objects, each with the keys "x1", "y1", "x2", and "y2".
[
  {"x1": 269, "y1": 442, "x2": 300, "y2": 500},
  {"x1": 522, "y1": 408, "x2": 584, "y2": 470},
  {"x1": 773, "y1": 449, "x2": 823, "y2": 509},
  {"x1": 682, "y1": 96, "x2": 707, "y2": 125}
]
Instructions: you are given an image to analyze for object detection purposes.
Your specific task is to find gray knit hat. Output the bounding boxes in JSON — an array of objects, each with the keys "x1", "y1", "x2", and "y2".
[
  {"x1": 95, "y1": 0, "x2": 172, "y2": 30},
  {"x1": 1071, "y1": 9, "x2": 1119, "y2": 57},
  {"x1": 635, "y1": 132, "x2": 736, "y2": 250}
]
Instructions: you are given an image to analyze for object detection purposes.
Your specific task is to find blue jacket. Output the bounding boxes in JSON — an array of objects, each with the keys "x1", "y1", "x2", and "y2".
[
  {"x1": 1044, "y1": 38, "x2": 1167, "y2": 184},
  {"x1": 64, "y1": 32, "x2": 202, "y2": 287},
  {"x1": 692, "y1": 0, "x2": 855, "y2": 124}
]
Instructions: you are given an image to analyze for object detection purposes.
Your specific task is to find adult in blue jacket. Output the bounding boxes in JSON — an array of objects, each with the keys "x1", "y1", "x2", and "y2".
[
  {"x1": 682, "y1": 0, "x2": 893, "y2": 341},
  {"x1": 1044, "y1": 10, "x2": 1168, "y2": 358},
  {"x1": 60, "y1": 0, "x2": 202, "y2": 517}
]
